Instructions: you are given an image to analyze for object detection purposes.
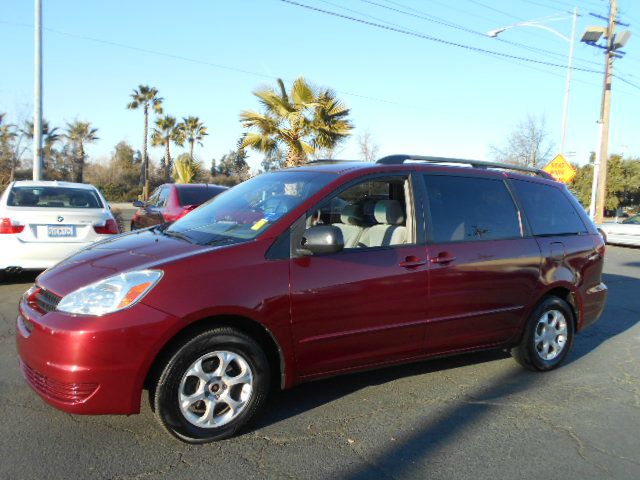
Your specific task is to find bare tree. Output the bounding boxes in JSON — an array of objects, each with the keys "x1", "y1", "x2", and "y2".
[
  {"x1": 489, "y1": 114, "x2": 554, "y2": 168},
  {"x1": 358, "y1": 130, "x2": 379, "y2": 162}
]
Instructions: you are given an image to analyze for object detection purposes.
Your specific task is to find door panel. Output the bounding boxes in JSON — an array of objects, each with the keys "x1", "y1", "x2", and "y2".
[
  {"x1": 425, "y1": 238, "x2": 541, "y2": 353},
  {"x1": 290, "y1": 245, "x2": 429, "y2": 376},
  {"x1": 421, "y1": 174, "x2": 542, "y2": 354}
]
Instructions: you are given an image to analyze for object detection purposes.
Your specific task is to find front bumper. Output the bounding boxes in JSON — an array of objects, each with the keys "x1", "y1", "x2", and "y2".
[{"x1": 16, "y1": 296, "x2": 180, "y2": 415}]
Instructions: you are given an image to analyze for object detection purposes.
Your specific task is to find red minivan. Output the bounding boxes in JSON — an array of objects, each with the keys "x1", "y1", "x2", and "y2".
[{"x1": 16, "y1": 156, "x2": 607, "y2": 443}]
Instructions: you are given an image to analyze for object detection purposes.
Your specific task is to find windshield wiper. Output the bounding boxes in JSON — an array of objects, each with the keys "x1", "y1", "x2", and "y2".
[
  {"x1": 207, "y1": 237, "x2": 237, "y2": 246},
  {"x1": 161, "y1": 229, "x2": 195, "y2": 243}
]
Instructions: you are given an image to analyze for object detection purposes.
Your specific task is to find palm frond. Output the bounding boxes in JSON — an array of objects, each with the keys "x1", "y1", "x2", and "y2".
[{"x1": 291, "y1": 77, "x2": 316, "y2": 107}]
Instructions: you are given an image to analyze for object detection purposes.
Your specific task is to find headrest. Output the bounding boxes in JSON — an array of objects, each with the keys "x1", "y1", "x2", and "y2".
[
  {"x1": 340, "y1": 204, "x2": 364, "y2": 226},
  {"x1": 70, "y1": 195, "x2": 88, "y2": 207},
  {"x1": 17, "y1": 191, "x2": 39, "y2": 206},
  {"x1": 374, "y1": 200, "x2": 405, "y2": 225}
]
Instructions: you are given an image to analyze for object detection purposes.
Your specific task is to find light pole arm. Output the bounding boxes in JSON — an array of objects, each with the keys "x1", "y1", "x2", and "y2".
[{"x1": 487, "y1": 23, "x2": 571, "y2": 42}]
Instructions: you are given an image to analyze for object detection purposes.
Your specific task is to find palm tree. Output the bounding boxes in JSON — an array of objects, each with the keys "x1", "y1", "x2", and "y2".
[
  {"x1": 173, "y1": 153, "x2": 201, "y2": 184},
  {"x1": 23, "y1": 120, "x2": 62, "y2": 170},
  {"x1": 0, "y1": 114, "x2": 18, "y2": 182},
  {"x1": 180, "y1": 116, "x2": 207, "y2": 160},
  {"x1": 127, "y1": 85, "x2": 163, "y2": 198},
  {"x1": 240, "y1": 77, "x2": 353, "y2": 167},
  {"x1": 151, "y1": 115, "x2": 184, "y2": 183},
  {"x1": 64, "y1": 121, "x2": 98, "y2": 183}
]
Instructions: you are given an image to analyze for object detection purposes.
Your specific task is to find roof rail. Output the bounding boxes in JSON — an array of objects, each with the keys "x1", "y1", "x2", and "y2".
[
  {"x1": 376, "y1": 154, "x2": 553, "y2": 179},
  {"x1": 305, "y1": 159, "x2": 356, "y2": 165}
]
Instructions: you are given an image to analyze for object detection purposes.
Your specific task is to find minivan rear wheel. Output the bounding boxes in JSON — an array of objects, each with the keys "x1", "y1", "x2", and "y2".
[
  {"x1": 511, "y1": 296, "x2": 575, "y2": 371},
  {"x1": 153, "y1": 326, "x2": 270, "y2": 443}
]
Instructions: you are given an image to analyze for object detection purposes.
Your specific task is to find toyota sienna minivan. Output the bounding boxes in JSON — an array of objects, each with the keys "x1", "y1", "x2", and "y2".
[{"x1": 16, "y1": 155, "x2": 608, "y2": 443}]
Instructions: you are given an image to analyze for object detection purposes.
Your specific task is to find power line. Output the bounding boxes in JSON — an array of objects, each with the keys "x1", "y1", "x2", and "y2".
[
  {"x1": 287, "y1": 1, "x2": 640, "y2": 94},
  {"x1": 280, "y1": 0, "x2": 603, "y2": 73},
  {"x1": 359, "y1": 0, "x2": 603, "y2": 68},
  {"x1": 0, "y1": 20, "x2": 526, "y2": 127}
]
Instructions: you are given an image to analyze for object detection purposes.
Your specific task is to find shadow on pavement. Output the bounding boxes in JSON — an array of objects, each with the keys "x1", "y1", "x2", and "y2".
[
  {"x1": 251, "y1": 271, "x2": 638, "y2": 478},
  {"x1": 257, "y1": 349, "x2": 509, "y2": 431},
  {"x1": 570, "y1": 272, "x2": 640, "y2": 363}
]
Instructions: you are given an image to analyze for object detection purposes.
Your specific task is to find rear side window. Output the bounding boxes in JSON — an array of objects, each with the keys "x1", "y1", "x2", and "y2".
[
  {"x1": 424, "y1": 175, "x2": 521, "y2": 243},
  {"x1": 7, "y1": 186, "x2": 103, "y2": 209},
  {"x1": 511, "y1": 180, "x2": 587, "y2": 236},
  {"x1": 177, "y1": 186, "x2": 226, "y2": 207}
]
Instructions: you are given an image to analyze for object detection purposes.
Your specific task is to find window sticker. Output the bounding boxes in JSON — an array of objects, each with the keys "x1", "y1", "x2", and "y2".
[{"x1": 251, "y1": 218, "x2": 269, "y2": 231}]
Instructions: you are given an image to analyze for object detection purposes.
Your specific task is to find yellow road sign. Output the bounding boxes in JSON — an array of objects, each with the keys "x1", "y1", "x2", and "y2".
[{"x1": 543, "y1": 154, "x2": 577, "y2": 183}]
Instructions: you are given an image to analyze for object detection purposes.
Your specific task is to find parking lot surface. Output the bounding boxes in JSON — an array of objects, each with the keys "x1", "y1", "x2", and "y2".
[{"x1": 0, "y1": 246, "x2": 638, "y2": 479}]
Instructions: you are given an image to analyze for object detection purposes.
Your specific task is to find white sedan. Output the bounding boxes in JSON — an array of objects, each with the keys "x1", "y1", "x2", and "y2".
[
  {"x1": 597, "y1": 214, "x2": 640, "y2": 247},
  {"x1": 0, "y1": 180, "x2": 119, "y2": 274}
]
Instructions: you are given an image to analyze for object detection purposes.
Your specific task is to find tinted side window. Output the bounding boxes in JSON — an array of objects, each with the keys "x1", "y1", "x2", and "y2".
[
  {"x1": 511, "y1": 180, "x2": 587, "y2": 236},
  {"x1": 177, "y1": 186, "x2": 226, "y2": 206},
  {"x1": 424, "y1": 175, "x2": 521, "y2": 243}
]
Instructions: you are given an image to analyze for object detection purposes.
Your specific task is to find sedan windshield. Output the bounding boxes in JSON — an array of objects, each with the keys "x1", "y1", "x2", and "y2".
[{"x1": 165, "y1": 171, "x2": 334, "y2": 245}]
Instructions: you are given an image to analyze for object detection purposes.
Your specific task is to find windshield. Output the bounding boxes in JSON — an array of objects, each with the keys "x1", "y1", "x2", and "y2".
[
  {"x1": 165, "y1": 171, "x2": 334, "y2": 245},
  {"x1": 7, "y1": 186, "x2": 104, "y2": 209}
]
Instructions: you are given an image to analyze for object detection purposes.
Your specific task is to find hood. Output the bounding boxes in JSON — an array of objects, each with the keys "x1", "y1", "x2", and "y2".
[{"x1": 37, "y1": 229, "x2": 210, "y2": 296}]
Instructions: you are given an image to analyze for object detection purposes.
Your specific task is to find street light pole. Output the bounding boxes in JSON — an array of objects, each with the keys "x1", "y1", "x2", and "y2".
[
  {"x1": 560, "y1": 7, "x2": 578, "y2": 155},
  {"x1": 487, "y1": 12, "x2": 575, "y2": 155},
  {"x1": 33, "y1": 0, "x2": 43, "y2": 181}
]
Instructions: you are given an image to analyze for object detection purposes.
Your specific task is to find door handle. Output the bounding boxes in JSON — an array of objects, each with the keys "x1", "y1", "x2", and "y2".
[
  {"x1": 399, "y1": 256, "x2": 426, "y2": 269},
  {"x1": 430, "y1": 253, "x2": 456, "y2": 264}
]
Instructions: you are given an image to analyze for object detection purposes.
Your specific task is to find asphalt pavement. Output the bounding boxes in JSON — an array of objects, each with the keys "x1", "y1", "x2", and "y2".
[{"x1": 0, "y1": 246, "x2": 638, "y2": 479}]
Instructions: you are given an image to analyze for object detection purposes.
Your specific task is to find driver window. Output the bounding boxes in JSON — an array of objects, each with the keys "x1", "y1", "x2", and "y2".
[{"x1": 307, "y1": 176, "x2": 414, "y2": 249}]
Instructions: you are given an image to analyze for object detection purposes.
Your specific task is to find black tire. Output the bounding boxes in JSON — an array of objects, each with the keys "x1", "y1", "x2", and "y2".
[
  {"x1": 153, "y1": 326, "x2": 270, "y2": 443},
  {"x1": 511, "y1": 296, "x2": 575, "y2": 372}
]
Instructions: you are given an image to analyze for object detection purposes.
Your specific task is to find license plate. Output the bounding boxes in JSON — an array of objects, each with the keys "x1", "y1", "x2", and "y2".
[{"x1": 47, "y1": 225, "x2": 76, "y2": 237}]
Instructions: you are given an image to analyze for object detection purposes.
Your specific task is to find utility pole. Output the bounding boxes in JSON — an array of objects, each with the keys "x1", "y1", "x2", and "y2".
[
  {"x1": 582, "y1": 0, "x2": 631, "y2": 223},
  {"x1": 593, "y1": 0, "x2": 617, "y2": 224},
  {"x1": 33, "y1": 0, "x2": 43, "y2": 181}
]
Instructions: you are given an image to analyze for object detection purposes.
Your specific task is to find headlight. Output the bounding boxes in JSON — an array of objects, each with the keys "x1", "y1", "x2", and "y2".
[{"x1": 57, "y1": 270, "x2": 163, "y2": 316}]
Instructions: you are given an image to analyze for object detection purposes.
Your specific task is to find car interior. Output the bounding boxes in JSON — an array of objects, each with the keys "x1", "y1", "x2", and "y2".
[{"x1": 307, "y1": 176, "x2": 414, "y2": 249}]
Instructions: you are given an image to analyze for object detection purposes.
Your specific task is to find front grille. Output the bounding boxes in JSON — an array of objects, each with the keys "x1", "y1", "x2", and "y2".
[
  {"x1": 20, "y1": 362, "x2": 98, "y2": 404},
  {"x1": 34, "y1": 289, "x2": 61, "y2": 313}
]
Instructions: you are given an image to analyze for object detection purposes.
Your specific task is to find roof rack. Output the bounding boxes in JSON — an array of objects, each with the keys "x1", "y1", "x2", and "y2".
[{"x1": 376, "y1": 154, "x2": 553, "y2": 179}]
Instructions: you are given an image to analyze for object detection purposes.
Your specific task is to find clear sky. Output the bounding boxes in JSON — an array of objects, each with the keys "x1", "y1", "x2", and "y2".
[{"x1": 1, "y1": 0, "x2": 639, "y2": 172}]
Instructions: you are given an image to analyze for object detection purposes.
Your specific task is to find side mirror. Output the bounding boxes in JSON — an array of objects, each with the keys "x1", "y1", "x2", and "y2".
[
  {"x1": 300, "y1": 225, "x2": 344, "y2": 255},
  {"x1": 133, "y1": 200, "x2": 144, "y2": 208}
]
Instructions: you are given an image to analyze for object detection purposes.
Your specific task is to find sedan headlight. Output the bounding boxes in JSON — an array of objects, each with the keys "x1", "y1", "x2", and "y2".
[{"x1": 57, "y1": 270, "x2": 163, "y2": 316}]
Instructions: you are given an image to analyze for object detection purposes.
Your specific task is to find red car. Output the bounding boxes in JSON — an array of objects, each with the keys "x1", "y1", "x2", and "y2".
[
  {"x1": 131, "y1": 183, "x2": 227, "y2": 229},
  {"x1": 16, "y1": 156, "x2": 607, "y2": 443}
]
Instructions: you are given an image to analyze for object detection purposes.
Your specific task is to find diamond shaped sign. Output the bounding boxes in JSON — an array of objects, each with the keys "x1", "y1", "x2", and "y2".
[{"x1": 543, "y1": 154, "x2": 577, "y2": 184}]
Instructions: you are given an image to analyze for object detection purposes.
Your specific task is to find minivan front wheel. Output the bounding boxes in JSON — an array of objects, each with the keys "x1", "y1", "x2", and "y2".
[
  {"x1": 512, "y1": 296, "x2": 575, "y2": 371},
  {"x1": 153, "y1": 326, "x2": 270, "y2": 443}
]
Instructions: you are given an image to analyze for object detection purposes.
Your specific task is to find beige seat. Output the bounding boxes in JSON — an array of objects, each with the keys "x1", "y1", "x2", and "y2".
[
  {"x1": 335, "y1": 204, "x2": 365, "y2": 248},
  {"x1": 357, "y1": 200, "x2": 406, "y2": 248}
]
